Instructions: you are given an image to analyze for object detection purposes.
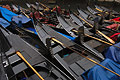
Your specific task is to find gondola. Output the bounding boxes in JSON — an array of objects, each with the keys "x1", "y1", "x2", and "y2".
[
  {"x1": 75, "y1": 8, "x2": 118, "y2": 42},
  {"x1": 71, "y1": 9, "x2": 116, "y2": 43},
  {"x1": 34, "y1": 22, "x2": 105, "y2": 79},
  {"x1": 78, "y1": 7, "x2": 116, "y2": 26},
  {"x1": 0, "y1": 26, "x2": 71, "y2": 80},
  {"x1": 78, "y1": 7, "x2": 120, "y2": 33},
  {"x1": 56, "y1": 12, "x2": 119, "y2": 57},
  {"x1": 95, "y1": 5, "x2": 120, "y2": 16},
  {"x1": 34, "y1": 22, "x2": 120, "y2": 80},
  {"x1": 1, "y1": 2, "x2": 120, "y2": 80},
  {"x1": 77, "y1": 7, "x2": 97, "y2": 21}
]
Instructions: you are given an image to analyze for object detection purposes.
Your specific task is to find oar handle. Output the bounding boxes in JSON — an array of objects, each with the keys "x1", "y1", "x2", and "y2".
[
  {"x1": 85, "y1": 34, "x2": 113, "y2": 46},
  {"x1": 39, "y1": 2, "x2": 49, "y2": 10},
  {"x1": 16, "y1": 52, "x2": 44, "y2": 80},
  {"x1": 97, "y1": 30, "x2": 115, "y2": 44},
  {"x1": 95, "y1": 8, "x2": 109, "y2": 14},
  {"x1": 95, "y1": 8, "x2": 103, "y2": 12},
  {"x1": 21, "y1": 11, "x2": 30, "y2": 18}
]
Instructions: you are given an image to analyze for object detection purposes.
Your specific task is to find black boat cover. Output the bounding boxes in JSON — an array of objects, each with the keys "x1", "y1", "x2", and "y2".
[{"x1": 0, "y1": 27, "x2": 70, "y2": 80}]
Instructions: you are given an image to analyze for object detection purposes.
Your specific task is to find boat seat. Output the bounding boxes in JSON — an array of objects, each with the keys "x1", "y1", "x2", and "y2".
[
  {"x1": 13, "y1": 62, "x2": 27, "y2": 74},
  {"x1": 8, "y1": 54, "x2": 21, "y2": 65}
]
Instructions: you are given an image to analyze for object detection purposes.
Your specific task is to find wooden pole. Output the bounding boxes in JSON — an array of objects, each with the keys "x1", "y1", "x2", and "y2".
[
  {"x1": 72, "y1": 29, "x2": 120, "y2": 48},
  {"x1": 39, "y1": 2, "x2": 49, "y2": 10},
  {"x1": 16, "y1": 52, "x2": 44, "y2": 80}
]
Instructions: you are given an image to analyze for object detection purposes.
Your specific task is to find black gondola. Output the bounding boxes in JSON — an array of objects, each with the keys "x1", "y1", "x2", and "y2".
[
  {"x1": 34, "y1": 23, "x2": 104, "y2": 80},
  {"x1": 0, "y1": 26, "x2": 71, "y2": 80}
]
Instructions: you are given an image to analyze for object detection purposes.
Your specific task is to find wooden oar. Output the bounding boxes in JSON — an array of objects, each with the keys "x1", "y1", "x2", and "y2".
[
  {"x1": 39, "y1": 2, "x2": 49, "y2": 10},
  {"x1": 51, "y1": 38, "x2": 120, "y2": 77},
  {"x1": 21, "y1": 11, "x2": 30, "y2": 18},
  {"x1": 95, "y1": 8, "x2": 108, "y2": 14},
  {"x1": 16, "y1": 51, "x2": 44, "y2": 80},
  {"x1": 95, "y1": 7, "x2": 116, "y2": 17},
  {"x1": 19, "y1": 6, "x2": 30, "y2": 18},
  {"x1": 72, "y1": 29, "x2": 120, "y2": 49},
  {"x1": 95, "y1": 8, "x2": 103, "y2": 13},
  {"x1": 85, "y1": 34, "x2": 120, "y2": 49},
  {"x1": 74, "y1": 12, "x2": 115, "y2": 44}
]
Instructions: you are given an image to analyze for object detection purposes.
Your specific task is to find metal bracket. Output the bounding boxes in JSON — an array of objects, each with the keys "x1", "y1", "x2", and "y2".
[{"x1": 3, "y1": 60, "x2": 9, "y2": 68}]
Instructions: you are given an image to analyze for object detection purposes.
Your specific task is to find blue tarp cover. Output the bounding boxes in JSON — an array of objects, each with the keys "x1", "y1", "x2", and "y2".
[
  {"x1": 0, "y1": 7, "x2": 18, "y2": 22},
  {"x1": 82, "y1": 59, "x2": 120, "y2": 80},
  {"x1": 12, "y1": 14, "x2": 31, "y2": 24},
  {"x1": 57, "y1": 32, "x2": 76, "y2": 41},
  {"x1": 0, "y1": 18, "x2": 10, "y2": 28},
  {"x1": 105, "y1": 42, "x2": 120, "y2": 63}
]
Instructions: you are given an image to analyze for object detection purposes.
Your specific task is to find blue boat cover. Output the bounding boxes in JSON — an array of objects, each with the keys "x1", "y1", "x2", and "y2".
[
  {"x1": 0, "y1": 18, "x2": 10, "y2": 28},
  {"x1": 12, "y1": 14, "x2": 31, "y2": 24},
  {"x1": 57, "y1": 32, "x2": 76, "y2": 41},
  {"x1": 82, "y1": 59, "x2": 120, "y2": 80},
  {"x1": 0, "y1": 7, "x2": 18, "y2": 22},
  {"x1": 105, "y1": 42, "x2": 120, "y2": 63}
]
